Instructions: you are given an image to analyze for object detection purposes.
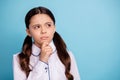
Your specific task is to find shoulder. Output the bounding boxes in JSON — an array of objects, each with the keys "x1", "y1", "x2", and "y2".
[
  {"x1": 67, "y1": 51, "x2": 75, "y2": 59},
  {"x1": 13, "y1": 52, "x2": 20, "y2": 62},
  {"x1": 13, "y1": 52, "x2": 20, "y2": 58},
  {"x1": 67, "y1": 50, "x2": 74, "y2": 56}
]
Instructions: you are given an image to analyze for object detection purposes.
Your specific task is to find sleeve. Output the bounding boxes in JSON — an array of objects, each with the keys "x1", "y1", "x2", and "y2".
[
  {"x1": 13, "y1": 54, "x2": 26, "y2": 80},
  {"x1": 13, "y1": 54, "x2": 49, "y2": 80},
  {"x1": 27, "y1": 61, "x2": 49, "y2": 80},
  {"x1": 69, "y1": 51, "x2": 81, "y2": 80}
]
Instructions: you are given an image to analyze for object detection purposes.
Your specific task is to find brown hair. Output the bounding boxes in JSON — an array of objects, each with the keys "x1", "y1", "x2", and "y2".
[{"x1": 19, "y1": 6, "x2": 73, "y2": 80}]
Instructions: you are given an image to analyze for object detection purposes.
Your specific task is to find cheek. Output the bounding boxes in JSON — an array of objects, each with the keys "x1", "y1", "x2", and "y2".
[
  {"x1": 47, "y1": 32, "x2": 54, "y2": 41},
  {"x1": 30, "y1": 31, "x2": 40, "y2": 39},
  {"x1": 50, "y1": 30, "x2": 55, "y2": 37}
]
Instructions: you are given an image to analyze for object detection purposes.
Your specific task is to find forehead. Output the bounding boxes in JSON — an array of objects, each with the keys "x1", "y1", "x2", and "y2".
[{"x1": 29, "y1": 14, "x2": 53, "y2": 24}]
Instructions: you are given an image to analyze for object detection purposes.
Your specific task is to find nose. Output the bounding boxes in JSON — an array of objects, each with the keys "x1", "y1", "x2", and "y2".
[{"x1": 41, "y1": 27, "x2": 47, "y2": 34}]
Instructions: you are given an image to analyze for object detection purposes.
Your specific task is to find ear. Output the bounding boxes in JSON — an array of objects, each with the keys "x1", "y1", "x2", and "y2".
[{"x1": 26, "y1": 29, "x2": 31, "y2": 37}]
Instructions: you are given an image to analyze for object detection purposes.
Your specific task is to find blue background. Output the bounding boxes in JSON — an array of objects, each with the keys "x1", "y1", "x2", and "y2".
[{"x1": 0, "y1": 0, "x2": 120, "y2": 80}]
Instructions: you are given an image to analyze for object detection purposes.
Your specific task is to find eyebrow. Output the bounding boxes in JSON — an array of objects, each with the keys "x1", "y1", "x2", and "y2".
[
  {"x1": 30, "y1": 24, "x2": 40, "y2": 28},
  {"x1": 30, "y1": 22, "x2": 54, "y2": 27},
  {"x1": 45, "y1": 22, "x2": 53, "y2": 24}
]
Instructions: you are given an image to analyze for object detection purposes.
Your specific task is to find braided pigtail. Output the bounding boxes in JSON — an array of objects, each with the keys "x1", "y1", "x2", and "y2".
[
  {"x1": 18, "y1": 36, "x2": 32, "y2": 77},
  {"x1": 53, "y1": 32, "x2": 74, "y2": 80}
]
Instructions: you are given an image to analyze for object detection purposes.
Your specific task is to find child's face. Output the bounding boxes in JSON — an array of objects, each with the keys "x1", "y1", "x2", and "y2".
[{"x1": 26, "y1": 14, "x2": 56, "y2": 48}]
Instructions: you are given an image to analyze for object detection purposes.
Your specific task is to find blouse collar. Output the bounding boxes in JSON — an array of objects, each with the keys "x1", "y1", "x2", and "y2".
[{"x1": 32, "y1": 41, "x2": 56, "y2": 56}]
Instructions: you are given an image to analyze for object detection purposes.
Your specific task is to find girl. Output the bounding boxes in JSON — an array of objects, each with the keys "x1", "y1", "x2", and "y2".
[{"x1": 13, "y1": 6, "x2": 80, "y2": 80}]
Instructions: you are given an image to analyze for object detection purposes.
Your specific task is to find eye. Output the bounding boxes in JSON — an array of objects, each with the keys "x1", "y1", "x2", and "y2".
[
  {"x1": 45, "y1": 22, "x2": 53, "y2": 28},
  {"x1": 46, "y1": 23, "x2": 52, "y2": 27},
  {"x1": 33, "y1": 25, "x2": 41, "y2": 29}
]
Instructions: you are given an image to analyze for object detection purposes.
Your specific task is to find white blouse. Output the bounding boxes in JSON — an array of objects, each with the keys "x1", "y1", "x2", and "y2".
[{"x1": 13, "y1": 41, "x2": 80, "y2": 80}]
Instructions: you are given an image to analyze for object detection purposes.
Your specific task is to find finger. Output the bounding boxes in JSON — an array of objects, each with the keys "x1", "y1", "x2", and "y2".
[
  {"x1": 41, "y1": 42, "x2": 49, "y2": 48},
  {"x1": 45, "y1": 47, "x2": 53, "y2": 52},
  {"x1": 45, "y1": 45, "x2": 52, "y2": 49},
  {"x1": 45, "y1": 49, "x2": 53, "y2": 54}
]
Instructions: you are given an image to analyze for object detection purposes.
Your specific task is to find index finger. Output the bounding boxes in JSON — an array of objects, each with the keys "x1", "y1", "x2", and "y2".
[{"x1": 41, "y1": 42, "x2": 49, "y2": 48}]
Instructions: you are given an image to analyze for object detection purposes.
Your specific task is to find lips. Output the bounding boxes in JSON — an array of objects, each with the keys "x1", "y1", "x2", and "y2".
[{"x1": 40, "y1": 36, "x2": 48, "y2": 40}]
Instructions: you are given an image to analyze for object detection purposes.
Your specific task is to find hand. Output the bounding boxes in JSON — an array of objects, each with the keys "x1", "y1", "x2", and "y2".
[{"x1": 39, "y1": 42, "x2": 53, "y2": 63}]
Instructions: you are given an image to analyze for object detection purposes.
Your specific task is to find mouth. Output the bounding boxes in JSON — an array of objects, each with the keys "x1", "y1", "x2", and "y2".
[{"x1": 40, "y1": 36, "x2": 48, "y2": 40}]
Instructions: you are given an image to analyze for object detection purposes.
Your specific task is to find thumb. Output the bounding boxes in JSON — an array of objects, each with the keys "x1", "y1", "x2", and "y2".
[{"x1": 41, "y1": 42, "x2": 49, "y2": 48}]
